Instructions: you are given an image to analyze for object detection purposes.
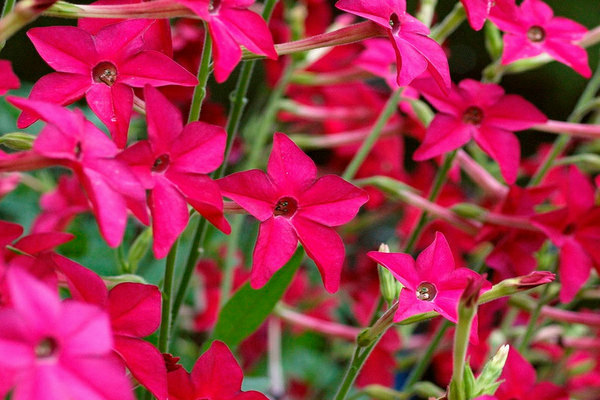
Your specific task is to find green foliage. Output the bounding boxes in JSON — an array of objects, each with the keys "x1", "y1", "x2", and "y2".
[{"x1": 209, "y1": 247, "x2": 304, "y2": 348}]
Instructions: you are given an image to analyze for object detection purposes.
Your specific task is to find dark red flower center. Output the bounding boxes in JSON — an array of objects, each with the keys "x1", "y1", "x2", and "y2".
[
  {"x1": 527, "y1": 25, "x2": 546, "y2": 42},
  {"x1": 389, "y1": 13, "x2": 401, "y2": 34},
  {"x1": 93, "y1": 61, "x2": 118, "y2": 86},
  {"x1": 208, "y1": 0, "x2": 221, "y2": 14},
  {"x1": 74, "y1": 141, "x2": 83, "y2": 159},
  {"x1": 35, "y1": 337, "x2": 59, "y2": 358},
  {"x1": 462, "y1": 106, "x2": 484, "y2": 125},
  {"x1": 273, "y1": 197, "x2": 298, "y2": 217},
  {"x1": 152, "y1": 154, "x2": 170, "y2": 172},
  {"x1": 416, "y1": 282, "x2": 437, "y2": 301},
  {"x1": 563, "y1": 223, "x2": 577, "y2": 235}
]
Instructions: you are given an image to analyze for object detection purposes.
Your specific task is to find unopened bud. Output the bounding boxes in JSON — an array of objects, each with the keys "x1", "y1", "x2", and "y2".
[
  {"x1": 472, "y1": 344, "x2": 509, "y2": 397},
  {"x1": 376, "y1": 243, "x2": 403, "y2": 305},
  {"x1": 0, "y1": 132, "x2": 35, "y2": 151}
]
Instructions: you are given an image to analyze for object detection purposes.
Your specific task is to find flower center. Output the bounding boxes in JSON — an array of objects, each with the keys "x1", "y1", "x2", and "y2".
[
  {"x1": 462, "y1": 106, "x2": 484, "y2": 125},
  {"x1": 389, "y1": 13, "x2": 401, "y2": 34},
  {"x1": 416, "y1": 282, "x2": 437, "y2": 301},
  {"x1": 208, "y1": 0, "x2": 221, "y2": 13},
  {"x1": 563, "y1": 223, "x2": 577, "y2": 235},
  {"x1": 273, "y1": 196, "x2": 298, "y2": 217},
  {"x1": 527, "y1": 25, "x2": 545, "y2": 42},
  {"x1": 74, "y1": 141, "x2": 83, "y2": 159},
  {"x1": 92, "y1": 62, "x2": 117, "y2": 86},
  {"x1": 152, "y1": 154, "x2": 170, "y2": 173},
  {"x1": 35, "y1": 337, "x2": 59, "y2": 359}
]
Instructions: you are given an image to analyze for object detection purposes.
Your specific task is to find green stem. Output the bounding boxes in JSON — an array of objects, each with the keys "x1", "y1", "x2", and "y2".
[
  {"x1": 334, "y1": 336, "x2": 383, "y2": 400},
  {"x1": 187, "y1": 28, "x2": 213, "y2": 123},
  {"x1": 403, "y1": 320, "x2": 451, "y2": 388},
  {"x1": 342, "y1": 88, "x2": 403, "y2": 180},
  {"x1": 529, "y1": 61, "x2": 600, "y2": 186},
  {"x1": 403, "y1": 150, "x2": 457, "y2": 253},
  {"x1": 158, "y1": 239, "x2": 178, "y2": 353},
  {"x1": 430, "y1": 2, "x2": 466, "y2": 43},
  {"x1": 517, "y1": 283, "x2": 551, "y2": 353},
  {"x1": 219, "y1": 214, "x2": 243, "y2": 307},
  {"x1": 417, "y1": 0, "x2": 438, "y2": 28},
  {"x1": 1, "y1": 0, "x2": 16, "y2": 18},
  {"x1": 170, "y1": 0, "x2": 278, "y2": 324}
]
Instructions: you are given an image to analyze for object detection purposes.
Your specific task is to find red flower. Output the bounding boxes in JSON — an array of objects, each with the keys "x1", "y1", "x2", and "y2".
[
  {"x1": 19, "y1": 19, "x2": 197, "y2": 148},
  {"x1": 413, "y1": 78, "x2": 547, "y2": 184},
  {"x1": 219, "y1": 133, "x2": 368, "y2": 293},
  {"x1": 119, "y1": 85, "x2": 230, "y2": 258}
]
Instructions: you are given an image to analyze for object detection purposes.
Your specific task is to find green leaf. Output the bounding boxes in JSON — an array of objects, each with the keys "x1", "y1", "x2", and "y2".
[{"x1": 209, "y1": 247, "x2": 304, "y2": 348}]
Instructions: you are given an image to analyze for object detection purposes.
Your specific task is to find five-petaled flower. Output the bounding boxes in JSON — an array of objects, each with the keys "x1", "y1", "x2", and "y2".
[
  {"x1": 218, "y1": 133, "x2": 369, "y2": 293},
  {"x1": 412, "y1": 78, "x2": 547, "y2": 184},
  {"x1": 119, "y1": 85, "x2": 230, "y2": 258},
  {"x1": 489, "y1": 0, "x2": 591, "y2": 77},
  {"x1": 18, "y1": 19, "x2": 198, "y2": 148},
  {"x1": 335, "y1": 0, "x2": 451, "y2": 90},
  {"x1": 368, "y1": 232, "x2": 489, "y2": 325}
]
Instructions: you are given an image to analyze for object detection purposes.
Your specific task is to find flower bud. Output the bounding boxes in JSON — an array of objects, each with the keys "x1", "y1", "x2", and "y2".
[
  {"x1": 451, "y1": 203, "x2": 486, "y2": 219},
  {"x1": 0, "y1": 132, "x2": 35, "y2": 151},
  {"x1": 376, "y1": 243, "x2": 403, "y2": 305},
  {"x1": 472, "y1": 344, "x2": 510, "y2": 397}
]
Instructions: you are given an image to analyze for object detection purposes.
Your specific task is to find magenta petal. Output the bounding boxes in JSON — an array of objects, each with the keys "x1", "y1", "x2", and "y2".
[
  {"x1": 558, "y1": 238, "x2": 591, "y2": 303},
  {"x1": 397, "y1": 33, "x2": 450, "y2": 89},
  {"x1": 251, "y1": 217, "x2": 298, "y2": 289},
  {"x1": 80, "y1": 168, "x2": 128, "y2": 247},
  {"x1": 544, "y1": 39, "x2": 592, "y2": 78},
  {"x1": 531, "y1": 207, "x2": 570, "y2": 247},
  {"x1": 415, "y1": 232, "x2": 455, "y2": 281},
  {"x1": 150, "y1": 176, "x2": 189, "y2": 259},
  {"x1": 394, "y1": 288, "x2": 436, "y2": 322},
  {"x1": 192, "y1": 341, "x2": 243, "y2": 398},
  {"x1": 208, "y1": 19, "x2": 243, "y2": 83},
  {"x1": 268, "y1": 133, "x2": 318, "y2": 193},
  {"x1": 0, "y1": 59, "x2": 20, "y2": 95},
  {"x1": 144, "y1": 85, "x2": 183, "y2": 153},
  {"x1": 86, "y1": 82, "x2": 133, "y2": 148},
  {"x1": 7, "y1": 268, "x2": 60, "y2": 332},
  {"x1": 501, "y1": 34, "x2": 542, "y2": 65},
  {"x1": 109, "y1": 283, "x2": 161, "y2": 337},
  {"x1": 114, "y1": 336, "x2": 168, "y2": 400},
  {"x1": 474, "y1": 125, "x2": 520, "y2": 184},
  {"x1": 390, "y1": 34, "x2": 428, "y2": 87},
  {"x1": 485, "y1": 94, "x2": 547, "y2": 130},
  {"x1": 565, "y1": 165, "x2": 595, "y2": 220},
  {"x1": 335, "y1": 0, "x2": 398, "y2": 28},
  {"x1": 413, "y1": 114, "x2": 473, "y2": 160},
  {"x1": 0, "y1": 220, "x2": 23, "y2": 246},
  {"x1": 299, "y1": 175, "x2": 368, "y2": 226},
  {"x1": 94, "y1": 19, "x2": 153, "y2": 60},
  {"x1": 59, "y1": 301, "x2": 113, "y2": 356},
  {"x1": 17, "y1": 73, "x2": 90, "y2": 128},
  {"x1": 27, "y1": 26, "x2": 97, "y2": 74},
  {"x1": 461, "y1": 0, "x2": 492, "y2": 30},
  {"x1": 60, "y1": 356, "x2": 135, "y2": 400},
  {"x1": 170, "y1": 122, "x2": 226, "y2": 174},
  {"x1": 367, "y1": 251, "x2": 419, "y2": 289},
  {"x1": 293, "y1": 216, "x2": 344, "y2": 293},
  {"x1": 166, "y1": 171, "x2": 230, "y2": 234},
  {"x1": 218, "y1": 8, "x2": 277, "y2": 59},
  {"x1": 119, "y1": 51, "x2": 198, "y2": 87},
  {"x1": 218, "y1": 170, "x2": 278, "y2": 221},
  {"x1": 52, "y1": 254, "x2": 108, "y2": 305},
  {"x1": 14, "y1": 232, "x2": 73, "y2": 254}
]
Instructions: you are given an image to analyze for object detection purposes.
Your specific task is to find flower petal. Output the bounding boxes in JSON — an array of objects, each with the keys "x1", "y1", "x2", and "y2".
[
  {"x1": 218, "y1": 169, "x2": 278, "y2": 221},
  {"x1": 558, "y1": 237, "x2": 591, "y2": 303},
  {"x1": 150, "y1": 176, "x2": 189, "y2": 259},
  {"x1": 85, "y1": 82, "x2": 133, "y2": 149},
  {"x1": 144, "y1": 85, "x2": 183, "y2": 153},
  {"x1": 108, "y1": 283, "x2": 161, "y2": 337},
  {"x1": 118, "y1": 51, "x2": 198, "y2": 87},
  {"x1": 267, "y1": 133, "x2": 317, "y2": 194},
  {"x1": 474, "y1": 125, "x2": 520, "y2": 184},
  {"x1": 413, "y1": 114, "x2": 473, "y2": 160},
  {"x1": 170, "y1": 121, "x2": 226, "y2": 174}
]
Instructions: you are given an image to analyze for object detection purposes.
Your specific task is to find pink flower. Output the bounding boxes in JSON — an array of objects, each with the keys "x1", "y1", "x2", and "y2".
[
  {"x1": 218, "y1": 133, "x2": 369, "y2": 293},
  {"x1": 19, "y1": 19, "x2": 198, "y2": 148},
  {"x1": 6, "y1": 97, "x2": 148, "y2": 247},
  {"x1": 532, "y1": 166, "x2": 600, "y2": 303},
  {"x1": 173, "y1": 0, "x2": 277, "y2": 82},
  {"x1": 167, "y1": 340, "x2": 268, "y2": 400},
  {"x1": 119, "y1": 85, "x2": 230, "y2": 258},
  {"x1": 460, "y1": 0, "x2": 495, "y2": 31},
  {"x1": 335, "y1": 0, "x2": 450, "y2": 89},
  {"x1": 413, "y1": 78, "x2": 547, "y2": 184},
  {"x1": 0, "y1": 60, "x2": 20, "y2": 95},
  {"x1": 367, "y1": 232, "x2": 489, "y2": 324},
  {"x1": 489, "y1": 0, "x2": 591, "y2": 77},
  {"x1": 0, "y1": 268, "x2": 134, "y2": 400},
  {"x1": 31, "y1": 174, "x2": 90, "y2": 233}
]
